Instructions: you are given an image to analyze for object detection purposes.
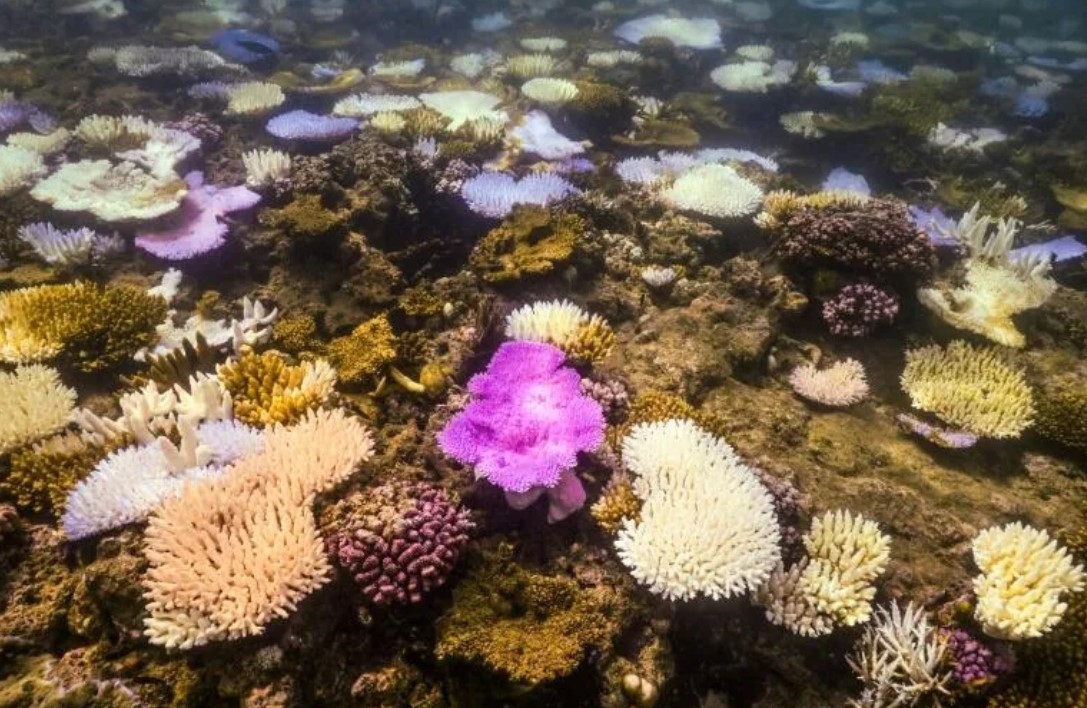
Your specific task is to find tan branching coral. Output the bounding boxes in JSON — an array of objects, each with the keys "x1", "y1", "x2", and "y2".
[
  {"x1": 755, "y1": 509, "x2": 891, "y2": 637},
  {"x1": 591, "y1": 477, "x2": 641, "y2": 535},
  {"x1": 755, "y1": 189, "x2": 868, "y2": 232},
  {"x1": 0, "y1": 364, "x2": 77, "y2": 454},
  {"x1": 900, "y1": 340, "x2": 1033, "y2": 438},
  {"x1": 217, "y1": 351, "x2": 336, "y2": 426},
  {"x1": 505, "y1": 300, "x2": 616, "y2": 364},
  {"x1": 972, "y1": 522, "x2": 1085, "y2": 640},
  {"x1": 142, "y1": 408, "x2": 375, "y2": 649},
  {"x1": 1, "y1": 433, "x2": 103, "y2": 514}
]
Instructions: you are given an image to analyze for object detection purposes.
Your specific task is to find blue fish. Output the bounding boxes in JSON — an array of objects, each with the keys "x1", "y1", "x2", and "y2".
[{"x1": 211, "y1": 29, "x2": 281, "y2": 64}]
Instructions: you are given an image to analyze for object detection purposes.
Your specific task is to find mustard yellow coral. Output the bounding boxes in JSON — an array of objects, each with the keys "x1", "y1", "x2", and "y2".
[
  {"x1": 1, "y1": 433, "x2": 104, "y2": 514},
  {"x1": 272, "y1": 313, "x2": 319, "y2": 355},
  {"x1": 591, "y1": 480, "x2": 641, "y2": 535},
  {"x1": 0, "y1": 281, "x2": 167, "y2": 372},
  {"x1": 754, "y1": 189, "x2": 868, "y2": 232},
  {"x1": 900, "y1": 340, "x2": 1034, "y2": 438},
  {"x1": 217, "y1": 351, "x2": 337, "y2": 426},
  {"x1": 327, "y1": 314, "x2": 397, "y2": 387},
  {"x1": 469, "y1": 206, "x2": 581, "y2": 284}
]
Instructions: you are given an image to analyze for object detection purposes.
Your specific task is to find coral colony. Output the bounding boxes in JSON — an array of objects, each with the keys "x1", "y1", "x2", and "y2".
[{"x1": 2, "y1": 0, "x2": 1087, "y2": 704}]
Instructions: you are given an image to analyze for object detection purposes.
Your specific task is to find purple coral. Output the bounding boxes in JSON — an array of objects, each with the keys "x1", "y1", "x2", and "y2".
[
  {"x1": 325, "y1": 482, "x2": 472, "y2": 606},
  {"x1": 895, "y1": 413, "x2": 979, "y2": 449},
  {"x1": 940, "y1": 628, "x2": 1012, "y2": 692},
  {"x1": 460, "y1": 171, "x2": 579, "y2": 218},
  {"x1": 134, "y1": 171, "x2": 260, "y2": 260},
  {"x1": 438, "y1": 341, "x2": 604, "y2": 522},
  {"x1": 822, "y1": 283, "x2": 899, "y2": 337},
  {"x1": 776, "y1": 198, "x2": 934, "y2": 277},
  {"x1": 0, "y1": 98, "x2": 54, "y2": 134},
  {"x1": 266, "y1": 109, "x2": 359, "y2": 141}
]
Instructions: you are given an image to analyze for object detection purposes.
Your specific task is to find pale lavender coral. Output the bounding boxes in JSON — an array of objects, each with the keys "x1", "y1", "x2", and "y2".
[
  {"x1": 266, "y1": 109, "x2": 358, "y2": 141},
  {"x1": 460, "y1": 171, "x2": 578, "y2": 218},
  {"x1": 325, "y1": 482, "x2": 472, "y2": 605},
  {"x1": 822, "y1": 167, "x2": 871, "y2": 197},
  {"x1": 895, "y1": 413, "x2": 979, "y2": 449},
  {"x1": 1010, "y1": 235, "x2": 1086, "y2": 264},
  {"x1": 822, "y1": 283, "x2": 899, "y2": 337},
  {"x1": 510, "y1": 111, "x2": 584, "y2": 161},
  {"x1": 438, "y1": 341, "x2": 604, "y2": 521},
  {"x1": 0, "y1": 98, "x2": 53, "y2": 134},
  {"x1": 580, "y1": 375, "x2": 629, "y2": 420},
  {"x1": 908, "y1": 204, "x2": 960, "y2": 248},
  {"x1": 134, "y1": 171, "x2": 260, "y2": 260}
]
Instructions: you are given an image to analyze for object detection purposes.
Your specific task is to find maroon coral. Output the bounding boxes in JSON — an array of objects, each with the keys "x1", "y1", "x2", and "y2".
[
  {"x1": 822, "y1": 282, "x2": 900, "y2": 337},
  {"x1": 325, "y1": 482, "x2": 472, "y2": 606},
  {"x1": 776, "y1": 198, "x2": 934, "y2": 277}
]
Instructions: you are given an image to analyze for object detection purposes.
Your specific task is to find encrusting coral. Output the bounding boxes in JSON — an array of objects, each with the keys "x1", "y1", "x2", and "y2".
[
  {"x1": 435, "y1": 546, "x2": 630, "y2": 687},
  {"x1": 900, "y1": 340, "x2": 1034, "y2": 439},
  {"x1": 142, "y1": 408, "x2": 375, "y2": 649},
  {"x1": 217, "y1": 350, "x2": 337, "y2": 426},
  {"x1": 0, "y1": 282, "x2": 168, "y2": 372},
  {"x1": 468, "y1": 205, "x2": 581, "y2": 283},
  {"x1": 326, "y1": 314, "x2": 397, "y2": 387}
]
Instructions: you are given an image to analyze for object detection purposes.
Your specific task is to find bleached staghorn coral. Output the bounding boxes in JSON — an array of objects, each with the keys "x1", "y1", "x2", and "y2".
[
  {"x1": 0, "y1": 144, "x2": 47, "y2": 196},
  {"x1": 0, "y1": 365, "x2": 77, "y2": 454},
  {"x1": 213, "y1": 82, "x2": 286, "y2": 115},
  {"x1": 88, "y1": 45, "x2": 241, "y2": 77},
  {"x1": 242, "y1": 148, "x2": 291, "y2": 188},
  {"x1": 972, "y1": 522, "x2": 1085, "y2": 640},
  {"x1": 900, "y1": 340, "x2": 1034, "y2": 439},
  {"x1": 73, "y1": 114, "x2": 159, "y2": 149},
  {"x1": 660, "y1": 163, "x2": 764, "y2": 219},
  {"x1": 780, "y1": 111, "x2": 828, "y2": 138},
  {"x1": 370, "y1": 59, "x2": 425, "y2": 79},
  {"x1": 585, "y1": 49, "x2": 642, "y2": 68},
  {"x1": 17, "y1": 222, "x2": 121, "y2": 266},
  {"x1": 788, "y1": 359, "x2": 869, "y2": 407},
  {"x1": 755, "y1": 510, "x2": 891, "y2": 637},
  {"x1": 142, "y1": 408, "x2": 374, "y2": 649},
  {"x1": 140, "y1": 295, "x2": 277, "y2": 360},
  {"x1": 617, "y1": 419, "x2": 781, "y2": 600},
  {"x1": 504, "y1": 53, "x2": 560, "y2": 79},
  {"x1": 918, "y1": 202, "x2": 1057, "y2": 348},
  {"x1": 450, "y1": 51, "x2": 500, "y2": 79},
  {"x1": 505, "y1": 300, "x2": 615, "y2": 362},
  {"x1": 521, "y1": 77, "x2": 579, "y2": 105},
  {"x1": 847, "y1": 602, "x2": 952, "y2": 708},
  {"x1": 520, "y1": 36, "x2": 567, "y2": 52}
]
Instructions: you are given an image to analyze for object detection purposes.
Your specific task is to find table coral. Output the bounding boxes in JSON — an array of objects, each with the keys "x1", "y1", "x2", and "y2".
[
  {"x1": 435, "y1": 547, "x2": 629, "y2": 686},
  {"x1": 468, "y1": 205, "x2": 580, "y2": 283}
]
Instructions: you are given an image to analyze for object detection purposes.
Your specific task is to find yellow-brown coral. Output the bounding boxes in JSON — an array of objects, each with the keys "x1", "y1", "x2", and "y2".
[
  {"x1": 900, "y1": 340, "x2": 1034, "y2": 438},
  {"x1": 591, "y1": 480, "x2": 641, "y2": 535},
  {"x1": 272, "y1": 313, "x2": 320, "y2": 355},
  {"x1": 0, "y1": 281, "x2": 168, "y2": 372},
  {"x1": 1, "y1": 433, "x2": 104, "y2": 514},
  {"x1": 217, "y1": 351, "x2": 337, "y2": 426},
  {"x1": 258, "y1": 193, "x2": 346, "y2": 238},
  {"x1": 469, "y1": 206, "x2": 581, "y2": 283},
  {"x1": 754, "y1": 189, "x2": 869, "y2": 232},
  {"x1": 326, "y1": 314, "x2": 397, "y2": 387}
]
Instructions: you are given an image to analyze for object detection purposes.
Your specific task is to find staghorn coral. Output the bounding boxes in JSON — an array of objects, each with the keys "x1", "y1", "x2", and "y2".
[
  {"x1": 323, "y1": 482, "x2": 472, "y2": 605},
  {"x1": 435, "y1": 546, "x2": 629, "y2": 686},
  {"x1": 136, "y1": 332, "x2": 218, "y2": 391},
  {"x1": 326, "y1": 314, "x2": 397, "y2": 387},
  {"x1": 1, "y1": 433, "x2": 104, "y2": 514},
  {"x1": 0, "y1": 281, "x2": 168, "y2": 372},
  {"x1": 900, "y1": 340, "x2": 1034, "y2": 439},
  {"x1": 616, "y1": 419, "x2": 781, "y2": 600},
  {"x1": 468, "y1": 206, "x2": 580, "y2": 283},
  {"x1": 142, "y1": 408, "x2": 374, "y2": 649},
  {"x1": 972, "y1": 522, "x2": 1085, "y2": 640},
  {"x1": 217, "y1": 351, "x2": 336, "y2": 426},
  {"x1": 0, "y1": 364, "x2": 77, "y2": 454},
  {"x1": 756, "y1": 510, "x2": 891, "y2": 637}
]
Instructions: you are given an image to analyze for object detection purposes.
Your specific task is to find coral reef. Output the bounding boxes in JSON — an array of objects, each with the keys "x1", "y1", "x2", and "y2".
[{"x1": 468, "y1": 206, "x2": 581, "y2": 283}]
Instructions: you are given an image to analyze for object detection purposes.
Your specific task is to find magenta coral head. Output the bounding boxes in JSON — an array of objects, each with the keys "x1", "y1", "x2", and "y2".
[{"x1": 438, "y1": 341, "x2": 604, "y2": 498}]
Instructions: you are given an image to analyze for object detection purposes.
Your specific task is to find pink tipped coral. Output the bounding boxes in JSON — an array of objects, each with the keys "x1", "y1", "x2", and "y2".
[
  {"x1": 134, "y1": 171, "x2": 260, "y2": 260},
  {"x1": 438, "y1": 341, "x2": 604, "y2": 521},
  {"x1": 788, "y1": 358, "x2": 869, "y2": 407}
]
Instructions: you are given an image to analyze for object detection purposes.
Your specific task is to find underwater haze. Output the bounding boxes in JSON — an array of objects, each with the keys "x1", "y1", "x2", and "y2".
[{"x1": 1, "y1": 0, "x2": 1087, "y2": 705}]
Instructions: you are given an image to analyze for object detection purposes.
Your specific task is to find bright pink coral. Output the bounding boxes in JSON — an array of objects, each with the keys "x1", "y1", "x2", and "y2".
[
  {"x1": 438, "y1": 341, "x2": 603, "y2": 521},
  {"x1": 134, "y1": 171, "x2": 260, "y2": 260}
]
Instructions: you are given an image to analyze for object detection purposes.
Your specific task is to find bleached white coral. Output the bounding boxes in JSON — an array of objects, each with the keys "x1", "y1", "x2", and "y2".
[
  {"x1": 585, "y1": 49, "x2": 642, "y2": 68},
  {"x1": 735, "y1": 44, "x2": 774, "y2": 61},
  {"x1": 509, "y1": 111, "x2": 584, "y2": 160},
  {"x1": 0, "y1": 144, "x2": 47, "y2": 196},
  {"x1": 92, "y1": 44, "x2": 240, "y2": 77},
  {"x1": 16, "y1": 222, "x2": 119, "y2": 266},
  {"x1": 788, "y1": 359, "x2": 869, "y2": 407},
  {"x1": 450, "y1": 51, "x2": 501, "y2": 79},
  {"x1": 972, "y1": 522, "x2": 1086, "y2": 640},
  {"x1": 504, "y1": 53, "x2": 559, "y2": 79},
  {"x1": 918, "y1": 203, "x2": 1057, "y2": 347},
  {"x1": 614, "y1": 14, "x2": 722, "y2": 50},
  {"x1": 116, "y1": 128, "x2": 200, "y2": 178},
  {"x1": 521, "y1": 77, "x2": 579, "y2": 105},
  {"x1": 73, "y1": 114, "x2": 158, "y2": 149},
  {"x1": 418, "y1": 90, "x2": 508, "y2": 130},
  {"x1": 660, "y1": 163, "x2": 764, "y2": 218},
  {"x1": 710, "y1": 60, "x2": 796, "y2": 92},
  {"x1": 505, "y1": 300, "x2": 602, "y2": 349},
  {"x1": 30, "y1": 160, "x2": 187, "y2": 222},
  {"x1": 370, "y1": 59, "x2": 425, "y2": 78},
  {"x1": 520, "y1": 36, "x2": 567, "y2": 52},
  {"x1": 847, "y1": 602, "x2": 951, "y2": 708},
  {"x1": 756, "y1": 510, "x2": 891, "y2": 637},
  {"x1": 780, "y1": 111, "x2": 827, "y2": 138},
  {"x1": 242, "y1": 148, "x2": 291, "y2": 188},
  {"x1": 6, "y1": 128, "x2": 70, "y2": 156},
  {"x1": 332, "y1": 92, "x2": 421, "y2": 117},
  {"x1": 615, "y1": 419, "x2": 781, "y2": 600}
]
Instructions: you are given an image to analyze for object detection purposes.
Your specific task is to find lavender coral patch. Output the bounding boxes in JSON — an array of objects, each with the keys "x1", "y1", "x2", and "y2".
[
  {"x1": 438, "y1": 341, "x2": 604, "y2": 521},
  {"x1": 326, "y1": 482, "x2": 472, "y2": 606},
  {"x1": 134, "y1": 172, "x2": 260, "y2": 260},
  {"x1": 895, "y1": 413, "x2": 979, "y2": 449},
  {"x1": 0, "y1": 98, "x2": 53, "y2": 134},
  {"x1": 266, "y1": 109, "x2": 358, "y2": 141},
  {"x1": 1010, "y1": 235, "x2": 1087, "y2": 264},
  {"x1": 460, "y1": 171, "x2": 578, "y2": 218}
]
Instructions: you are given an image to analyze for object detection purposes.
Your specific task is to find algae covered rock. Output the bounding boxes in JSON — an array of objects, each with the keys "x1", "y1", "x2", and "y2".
[{"x1": 469, "y1": 206, "x2": 581, "y2": 284}]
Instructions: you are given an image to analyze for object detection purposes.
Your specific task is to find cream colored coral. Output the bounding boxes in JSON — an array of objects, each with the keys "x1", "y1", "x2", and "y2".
[
  {"x1": 30, "y1": 159, "x2": 187, "y2": 222},
  {"x1": 223, "y1": 82, "x2": 285, "y2": 115},
  {"x1": 0, "y1": 144, "x2": 47, "y2": 196},
  {"x1": 142, "y1": 408, "x2": 374, "y2": 649},
  {"x1": 504, "y1": 53, "x2": 559, "y2": 79},
  {"x1": 900, "y1": 340, "x2": 1034, "y2": 438},
  {"x1": 242, "y1": 148, "x2": 291, "y2": 188},
  {"x1": 615, "y1": 419, "x2": 781, "y2": 600},
  {"x1": 972, "y1": 522, "x2": 1085, "y2": 640},
  {"x1": 0, "y1": 364, "x2": 77, "y2": 454},
  {"x1": 521, "y1": 77, "x2": 579, "y2": 105},
  {"x1": 788, "y1": 359, "x2": 869, "y2": 407},
  {"x1": 7, "y1": 128, "x2": 71, "y2": 155},
  {"x1": 660, "y1": 163, "x2": 764, "y2": 218},
  {"x1": 505, "y1": 300, "x2": 605, "y2": 350},
  {"x1": 73, "y1": 114, "x2": 158, "y2": 149},
  {"x1": 756, "y1": 510, "x2": 891, "y2": 637}
]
